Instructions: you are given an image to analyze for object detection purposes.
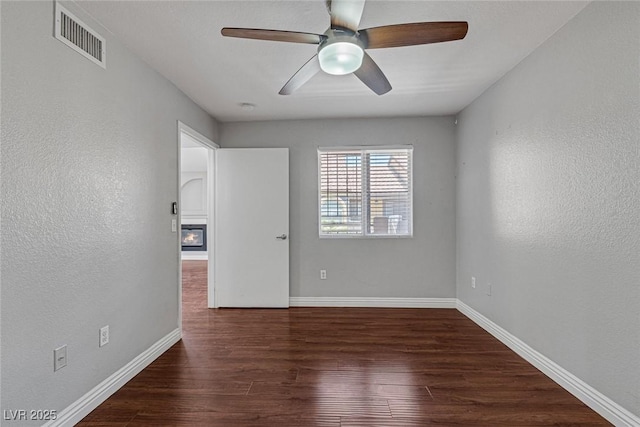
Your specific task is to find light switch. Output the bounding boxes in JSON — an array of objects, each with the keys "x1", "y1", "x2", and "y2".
[
  {"x1": 54, "y1": 345, "x2": 67, "y2": 371},
  {"x1": 171, "y1": 219, "x2": 177, "y2": 232}
]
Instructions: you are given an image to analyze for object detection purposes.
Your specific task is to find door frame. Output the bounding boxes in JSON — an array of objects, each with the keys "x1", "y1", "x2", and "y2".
[{"x1": 177, "y1": 121, "x2": 218, "y2": 333}]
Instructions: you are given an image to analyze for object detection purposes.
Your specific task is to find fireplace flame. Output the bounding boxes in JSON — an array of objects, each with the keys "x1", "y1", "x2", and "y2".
[{"x1": 183, "y1": 232, "x2": 199, "y2": 243}]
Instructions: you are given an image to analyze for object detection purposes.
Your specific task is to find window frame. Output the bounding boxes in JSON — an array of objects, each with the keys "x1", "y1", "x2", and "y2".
[{"x1": 317, "y1": 145, "x2": 414, "y2": 239}]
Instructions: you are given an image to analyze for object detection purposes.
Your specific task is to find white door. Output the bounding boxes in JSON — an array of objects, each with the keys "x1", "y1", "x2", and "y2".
[{"x1": 215, "y1": 148, "x2": 289, "y2": 307}]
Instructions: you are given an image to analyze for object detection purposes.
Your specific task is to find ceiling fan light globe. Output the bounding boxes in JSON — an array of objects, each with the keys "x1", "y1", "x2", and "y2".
[{"x1": 318, "y1": 41, "x2": 364, "y2": 75}]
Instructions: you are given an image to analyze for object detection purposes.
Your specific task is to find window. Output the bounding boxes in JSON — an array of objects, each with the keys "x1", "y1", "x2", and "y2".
[{"x1": 318, "y1": 146, "x2": 413, "y2": 237}]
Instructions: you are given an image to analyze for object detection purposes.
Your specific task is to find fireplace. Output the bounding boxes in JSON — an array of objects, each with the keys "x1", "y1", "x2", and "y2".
[{"x1": 181, "y1": 224, "x2": 207, "y2": 251}]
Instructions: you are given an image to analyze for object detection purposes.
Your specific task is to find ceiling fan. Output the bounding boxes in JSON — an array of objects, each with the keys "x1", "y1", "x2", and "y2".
[{"x1": 221, "y1": 0, "x2": 468, "y2": 96}]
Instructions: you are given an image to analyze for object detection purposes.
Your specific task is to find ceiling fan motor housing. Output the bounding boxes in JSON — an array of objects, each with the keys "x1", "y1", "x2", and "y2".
[{"x1": 318, "y1": 28, "x2": 364, "y2": 75}]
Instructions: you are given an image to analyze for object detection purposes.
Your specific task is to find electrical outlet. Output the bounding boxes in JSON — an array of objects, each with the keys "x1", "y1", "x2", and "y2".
[
  {"x1": 54, "y1": 345, "x2": 67, "y2": 371},
  {"x1": 100, "y1": 325, "x2": 109, "y2": 347},
  {"x1": 320, "y1": 269, "x2": 327, "y2": 280},
  {"x1": 471, "y1": 276, "x2": 476, "y2": 289},
  {"x1": 486, "y1": 283, "x2": 492, "y2": 296}
]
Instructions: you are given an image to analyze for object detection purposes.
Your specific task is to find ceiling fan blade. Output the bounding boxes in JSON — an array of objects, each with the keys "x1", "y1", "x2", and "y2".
[
  {"x1": 353, "y1": 52, "x2": 391, "y2": 95},
  {"x1": 326, "y1": 0, "x2": 366, "y2": 32},
  {"x1": 279, "y1": 54, "x2": 322, "y2": 95},
  {"x1": 360, "y1": 22, "x2": 468, "y2": 49},
  {"x1": 221, "y1": 28, "x2": 325, "y2": 44}
]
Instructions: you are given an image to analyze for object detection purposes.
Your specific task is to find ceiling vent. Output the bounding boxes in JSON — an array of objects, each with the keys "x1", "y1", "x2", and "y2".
[{"x1": 54, "y1": 3, "x2": 106, "y2": 68}]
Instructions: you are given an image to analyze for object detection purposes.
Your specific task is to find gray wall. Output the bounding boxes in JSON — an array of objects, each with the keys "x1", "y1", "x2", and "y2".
[
  {"x1": 0, "y1": 1, "x2": 218, "y2": 422},
  {"x1": 220, "y1": 117, "x2": 456, "y2": 299},
  {"x1": 456, "y1": 1, "x2": 639, "y2": 416}
]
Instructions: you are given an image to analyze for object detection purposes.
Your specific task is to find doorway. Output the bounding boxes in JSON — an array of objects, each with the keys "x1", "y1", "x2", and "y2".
[{"x1": 178, "y1": 122, "x2": 217, "y2": 332}]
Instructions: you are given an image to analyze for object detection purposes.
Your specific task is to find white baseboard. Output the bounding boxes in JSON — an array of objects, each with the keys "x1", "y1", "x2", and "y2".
[
  {"x1": 289, "y1": 296, "x2": 457, "y2": 308},
  {"x1": 45, "y1": 328, "x2": 182, "y2": 427},
  {"x1": 456, "y1": 300, "x2": 640, "y2": 427},
  {"x1": 181, "y1": 253, "x2": 207, "y2": 261}
]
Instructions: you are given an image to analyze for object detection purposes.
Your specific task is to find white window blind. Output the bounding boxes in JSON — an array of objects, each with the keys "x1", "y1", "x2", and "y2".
[{"x1": 318, "y1": 147, "x2": 413, "y2": 237}]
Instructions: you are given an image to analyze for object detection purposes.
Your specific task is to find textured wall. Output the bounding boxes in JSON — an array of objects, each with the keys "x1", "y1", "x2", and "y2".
[
  {"x1": 1, "y1": 1, "x2": 217, "y2": 422},
  {"x1": 220, "y1": 117, "x2": 456, "y2": 299},
  {"x1": 456, "y1": 1, "x2": 640, "y2": 416}
]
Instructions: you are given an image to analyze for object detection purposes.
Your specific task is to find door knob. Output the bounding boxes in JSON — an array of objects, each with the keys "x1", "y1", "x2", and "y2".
[{"x1": 276, "y1": 234, "x2": 287, "y2": 240}]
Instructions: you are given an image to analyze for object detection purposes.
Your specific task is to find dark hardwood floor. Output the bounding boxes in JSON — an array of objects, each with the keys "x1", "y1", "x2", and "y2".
[{"x1": 79, "y1": 260, "x2": 609, "y2": 426}]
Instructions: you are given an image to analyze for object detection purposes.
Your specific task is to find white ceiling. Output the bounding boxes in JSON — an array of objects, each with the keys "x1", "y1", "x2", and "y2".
[{"x1": 77, "y1": 1, "x2": 588, "y2": 122}]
